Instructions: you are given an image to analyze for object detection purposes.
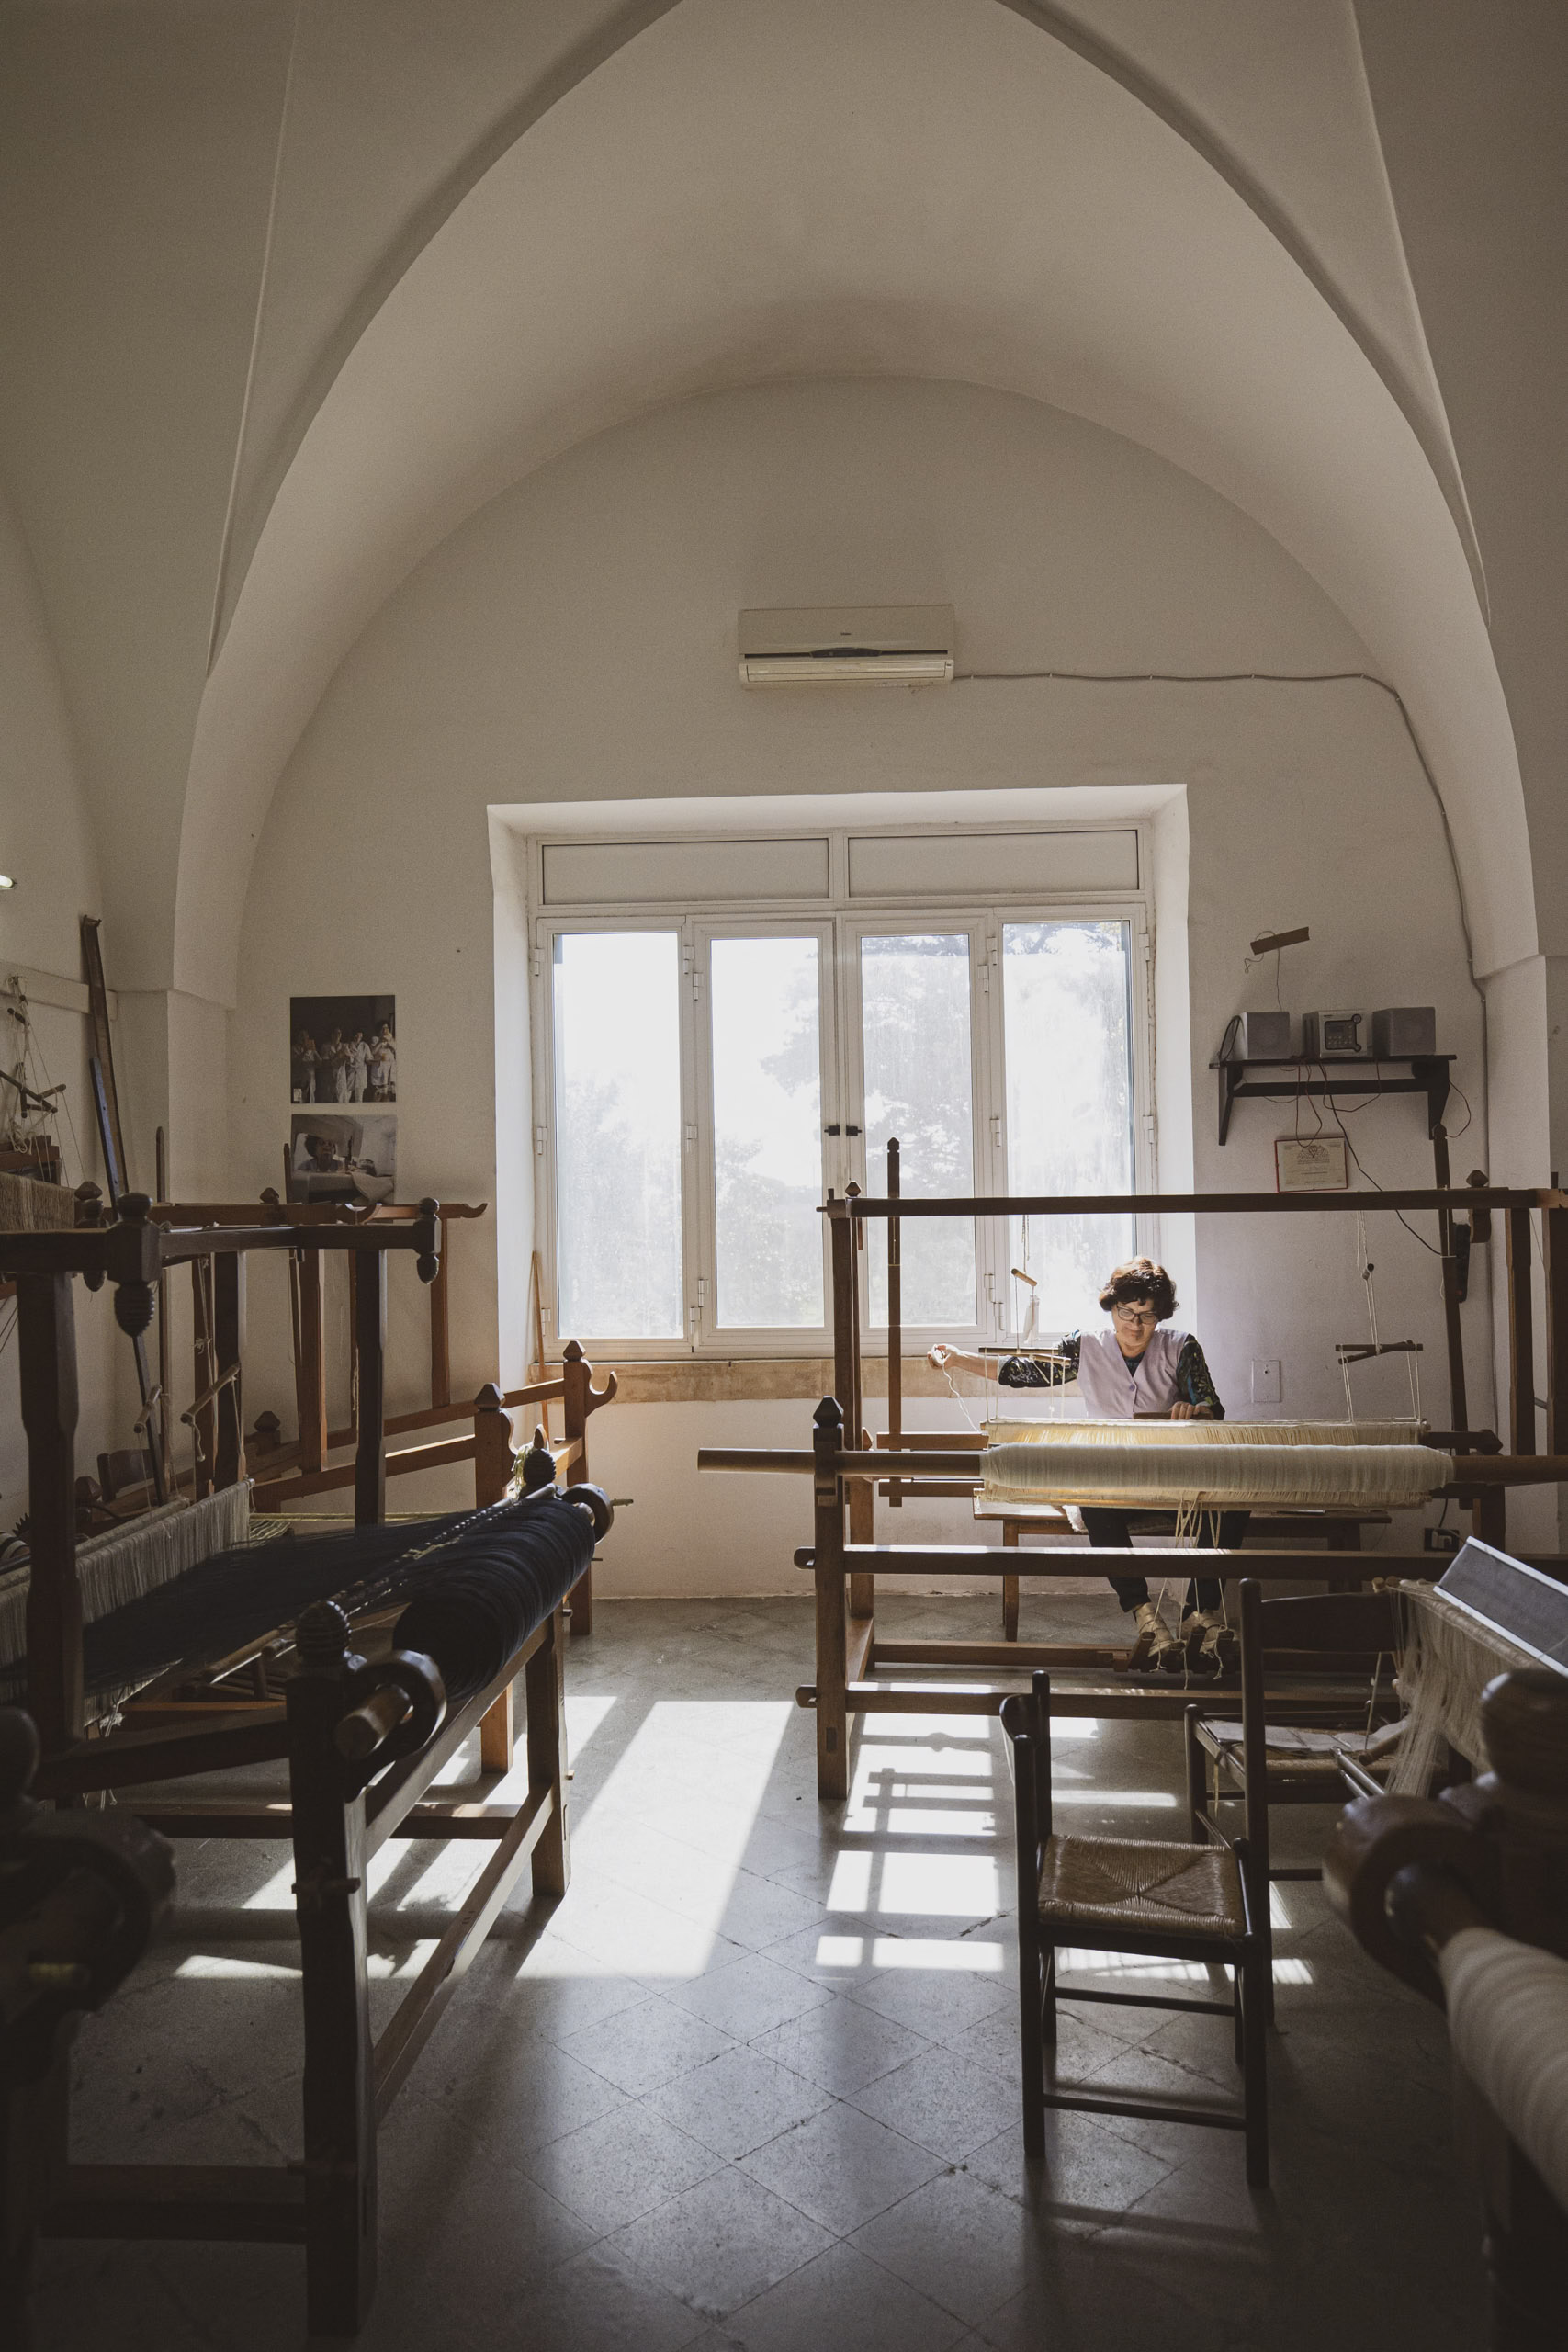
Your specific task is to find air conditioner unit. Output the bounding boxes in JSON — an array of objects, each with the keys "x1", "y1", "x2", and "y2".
[{"x1": 738, "y1": 605, "x2": 955, "y2": 687}]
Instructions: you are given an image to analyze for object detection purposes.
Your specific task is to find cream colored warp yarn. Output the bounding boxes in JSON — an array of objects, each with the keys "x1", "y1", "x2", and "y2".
[
  {"x1": 0, "y1": 1482, "x2": 253, "y2": 1671},
  {"x1": 1385, "y1": 1584, "x2": 1548, "y2": 1797},
  {"x1": 981, "y1": 1440, "x2": 1452, "y2": 1512},
  {"x1": 1438, "y1": 1926, "x2": 1568, "y2": 2213},
  {"x1": 985, "y1": 1418, "x2": 1423, "y2": 1449},
  {"x1": 0, "y1": 1172, "x2": 77, "y2": 1232}
]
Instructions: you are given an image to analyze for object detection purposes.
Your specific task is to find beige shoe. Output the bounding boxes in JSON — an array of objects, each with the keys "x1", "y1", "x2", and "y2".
[
  {"x1": 1184, "y1": 1610, "x2": 1238, "y2": 1678},
  {"x1": 1130, "y1": 1599, "x2": 1180, "y2": 1673}
]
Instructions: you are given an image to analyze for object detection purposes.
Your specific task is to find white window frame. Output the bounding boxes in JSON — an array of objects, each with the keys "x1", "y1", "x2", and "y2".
[{"x1": 526, "y1": 826, "x2": 1156, "y2": 1357}]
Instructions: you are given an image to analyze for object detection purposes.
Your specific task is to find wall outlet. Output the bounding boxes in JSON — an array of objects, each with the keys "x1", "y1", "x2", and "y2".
[{"x1": 1250, "y1": 1358, "x2": 1281, "y2": 1405}]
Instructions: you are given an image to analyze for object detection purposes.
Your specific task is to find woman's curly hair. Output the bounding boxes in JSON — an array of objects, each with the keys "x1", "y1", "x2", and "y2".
[{"x1": 1098, "y1": 1256, "x2": 1178, "y2": 1320}]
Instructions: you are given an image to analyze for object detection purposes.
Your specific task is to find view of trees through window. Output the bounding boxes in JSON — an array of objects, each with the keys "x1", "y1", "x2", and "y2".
[
  {"x1": 711, "y1": 935, "x2": 823, "y2": 1327},
  {"x1": 860, "y1": 933, "x2": 976, "y2": 1328},
  {"x1": 552, "y1": 931, "x2": 684, "y2": 1339},
  {"x1": 546, "y1": 904, "x2": 1140, "y2": 1345},
  {"x1": 1003, "y1": 922, "x2": 1135, "y2": 1333}
]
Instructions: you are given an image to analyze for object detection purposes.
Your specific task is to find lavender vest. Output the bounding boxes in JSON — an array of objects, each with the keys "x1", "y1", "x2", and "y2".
[{"x1": 1076, "y1": 1327, "x2": 1189, "y2": 1418}]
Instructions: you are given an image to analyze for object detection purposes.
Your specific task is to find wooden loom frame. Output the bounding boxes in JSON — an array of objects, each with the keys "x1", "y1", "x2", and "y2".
[
  {"x1": 701, "y1": 1164, "x2": 1568, "y2": 1798},
  {"x1": 0, "y1": 1199, "x2": 613, "y2": 2335},
  {"x1": 122, "y1": 1193, "x2": 615, "y2": 1634}
]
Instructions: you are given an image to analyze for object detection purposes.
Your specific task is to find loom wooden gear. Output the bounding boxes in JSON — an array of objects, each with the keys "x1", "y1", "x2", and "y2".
[
  {"x1": 699, "y1": 1159, "x2": 1568, "y2": 1799},
  {"x1": 0, "y1": 1199, "x2": 616, "y2": 2335},
  {"x1": 1325, "y1": 1669, "x2": 1568, "y2": 2347}
]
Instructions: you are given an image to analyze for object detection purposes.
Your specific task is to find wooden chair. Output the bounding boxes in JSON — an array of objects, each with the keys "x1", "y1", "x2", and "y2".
[
  {"x1": 1003, "y1": 1668, "x2": 1270, "y2": 2188},
  {"x1": 1184, "y1": 1583, "x2": 1406, "y2": 1919}
]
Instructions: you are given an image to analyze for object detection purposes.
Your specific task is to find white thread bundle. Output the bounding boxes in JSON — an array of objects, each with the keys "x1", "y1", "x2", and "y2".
[
  {"x1": 1385, "y1": 1584, "x2": 1551, "y2": 1797},
  {"x1": 0, "y1": 1483, "x2": 253, "y2": 1671},
  {"x1": 984, "y1": 1417, "x2": 1423, "y2": 1450},
  {"x1": 1438, "y1": 1927, "x2": 1568, "y2": 2213},
  {"x1": 981, "y1": 1440, "x2": 1452, "y2": 1511},
  {"x1": 0, "y1": 1172, "x2": 76, "y2": 1232}
]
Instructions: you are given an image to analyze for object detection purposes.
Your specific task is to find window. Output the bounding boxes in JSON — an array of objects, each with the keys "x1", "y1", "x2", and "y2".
[{"x1": 533, "y1": 830, "x2": 1152, "y2": 1352}]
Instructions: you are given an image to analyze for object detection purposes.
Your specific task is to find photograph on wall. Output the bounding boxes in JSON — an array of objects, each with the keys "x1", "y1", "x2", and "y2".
[
  {"x1": 287, "y1": 1113, "x2": 398, "y2": 1205},
  {"x1": 290, "y1": 995, "x2": 396, "y2": 1103}
]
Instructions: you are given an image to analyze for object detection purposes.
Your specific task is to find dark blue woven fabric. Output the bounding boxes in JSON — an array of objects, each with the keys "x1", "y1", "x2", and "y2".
[{"x1": 44, "y1": 1494, "x2": 595, "y2": 1704}]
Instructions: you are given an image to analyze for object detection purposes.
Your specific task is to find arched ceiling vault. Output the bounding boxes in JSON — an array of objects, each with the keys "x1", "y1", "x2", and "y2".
[{"x1": 176, "y1": 0, "x2": 1531, "y2": 1006}]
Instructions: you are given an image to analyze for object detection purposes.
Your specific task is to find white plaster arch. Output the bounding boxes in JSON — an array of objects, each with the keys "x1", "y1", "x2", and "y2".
[{"x1": 176, "y1": 0, "x2": 1531, "y2": 1005}]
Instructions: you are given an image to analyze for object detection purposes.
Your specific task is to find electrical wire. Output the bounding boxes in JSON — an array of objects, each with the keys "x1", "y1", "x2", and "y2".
[{"x1": 954, "y1": 664, "x2": 1489, "y2": 1063}]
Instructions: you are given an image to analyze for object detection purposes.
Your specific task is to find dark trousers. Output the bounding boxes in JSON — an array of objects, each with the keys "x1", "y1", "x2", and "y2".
[{"x1": 1080, "y1": 1506, "x2": 1250, "y2": 1617}]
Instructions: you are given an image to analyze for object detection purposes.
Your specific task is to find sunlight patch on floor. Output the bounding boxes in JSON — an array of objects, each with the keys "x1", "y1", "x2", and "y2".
[{"x1": 813, "y1": 1933, "x2": 1007, "y2": 1972}]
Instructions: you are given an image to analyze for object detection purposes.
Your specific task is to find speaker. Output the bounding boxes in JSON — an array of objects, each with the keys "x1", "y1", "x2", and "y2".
[
  {"x1": 1371, "y1": 1007, "x2": 1437, "y2": 1057},
  {"x1": 1236, "y1": 1009, "x2": 1292, "y2": 1059}
]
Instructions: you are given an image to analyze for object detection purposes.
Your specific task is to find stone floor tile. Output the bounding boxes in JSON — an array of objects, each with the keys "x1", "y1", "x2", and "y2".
[
  {"x1": 708, "y1": 1867, "x2": 828, "y2": 1951},
  {"x1": 964, "y1": 2109, "x2": 1176, "y2": 2222},
  {"x1": 607, "y1": 2162, "x2": 833, "y2": 2318},
  {"x1": 521, "y1": 2099, "x2": 725, "y2": 2234},
  {"x1": 667, "y1": 1948, "x2": 835, "y2": 2038},
  {"x1": 751, "y1": 1991, "x2": 932, "y2": 2095},
  {"x1": 849, "y1": 2041, "x2": 1021, "y2": 2162},
  {"x1": 846, "y1": 1957, "x2": 1013, "y2": 2041},
  {"x1": 739, "y1": 2098, "x2": 944, "y2": 2233},
  {"x1": 479, "y1": 2243, "x2": 716, "y2": 2352},
  {"x1": 644, "y1": 2043, "x2": 830, "y2": 2158},
  {"x1": 851, "y1": 2165, "x2": 1051, "y2": 2325},
  {"x1": 722, "y1": 2237, "x2": 969, "y2": 2352},
  {"x1": 560, "y1": 1994, "x2": 737, "y2": 2096}
]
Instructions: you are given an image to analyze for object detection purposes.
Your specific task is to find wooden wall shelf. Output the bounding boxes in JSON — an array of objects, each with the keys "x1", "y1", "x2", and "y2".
[{"x1": 1208, "y1": 1053, "x2": 1455, "y2": 1147}]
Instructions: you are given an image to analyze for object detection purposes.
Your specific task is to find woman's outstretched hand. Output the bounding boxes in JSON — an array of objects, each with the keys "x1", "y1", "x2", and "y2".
[{"x1": 1169, "y1": 1401, "x2": 1213, "y2": 1420}]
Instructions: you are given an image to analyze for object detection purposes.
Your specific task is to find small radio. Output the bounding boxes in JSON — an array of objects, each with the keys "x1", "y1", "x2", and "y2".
[{"x1": 1302, "y1": 1009, "x2": 1368, "y2": 1059}]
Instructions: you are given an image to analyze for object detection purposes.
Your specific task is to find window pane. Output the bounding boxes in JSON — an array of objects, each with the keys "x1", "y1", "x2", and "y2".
[
  {"x1": 553, "y1": 932, "x2": 682, "y2": 1338},
  {"x1": 861, "y1": 933, "x2": 976, "y2": 1327},
  {"x1": 711, "y1": 936, "x2": 824, "y2": 1329},
  {"x1": 1002, "y1": 922, "x2": 1134, "y2": 1336}
]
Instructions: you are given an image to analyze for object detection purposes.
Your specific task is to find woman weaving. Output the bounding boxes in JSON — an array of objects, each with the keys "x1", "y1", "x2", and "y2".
[{"x1": 929, "y1": 1256, "x2": 1244, "y2": 1674}]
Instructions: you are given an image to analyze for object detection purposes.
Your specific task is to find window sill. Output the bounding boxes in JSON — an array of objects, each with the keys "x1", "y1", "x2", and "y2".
[{"x1": 555, "y1": 1354, "x2": 977, "y2": 1406}]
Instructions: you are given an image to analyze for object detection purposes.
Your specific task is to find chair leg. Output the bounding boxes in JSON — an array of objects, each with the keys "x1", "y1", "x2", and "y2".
[
  {"x1": 1233, "y1": 1962, "x2": 1245, "y2": 2069},
  {"x1": 1020, "y1": 1936, "x2": 1045, "y2": 2158},
  {"x1": 1242, "y1": 1946, "x2": 1270, "y2": 2188},
  {"x1": 1043, "y1": 1944, "x2": 1057, "y2": 2051}
]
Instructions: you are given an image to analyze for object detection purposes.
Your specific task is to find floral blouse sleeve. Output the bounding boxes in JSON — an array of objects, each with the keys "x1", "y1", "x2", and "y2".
[
  {"x1": 997, "y1": 1332, "x2": 1082, "y2": 1389},
  {"x1": 1175, "y1": 1335, "x2": 1224, "y2": 1419}
]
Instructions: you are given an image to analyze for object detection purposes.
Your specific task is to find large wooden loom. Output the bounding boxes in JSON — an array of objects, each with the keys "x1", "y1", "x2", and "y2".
[
  {"x1": 701, "y1": 1166, "x2": 1568, "y2": 1799},
  {"x1": 138, "y1": 1192, "x2": 615, "y2": 1634},
  {"x1": 0, "y1": 1196, "x2": 615, "y2": 2335}
]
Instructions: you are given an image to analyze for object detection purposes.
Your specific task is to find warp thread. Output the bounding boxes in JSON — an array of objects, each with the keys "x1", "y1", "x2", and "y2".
[
  {"x1": 981, "y1": 1440, "x2": 1452, "y2": 1512},
  {"x1": 1438, "y1": 1926, "x2": 1568, "y2": 2214},
  {"x1": 0, "y1": 1491, "x2": 594, "y2": 1711},
  {"x1": 1386, "y1": 1584, "x2": 1546, "y2": 1797},
  {"x1": 0, "y1": 1172, "x2": 76, "y2": 1233},
  {"x1": 984, "y1": 1418, "x2": 1423, "y2": 1450},
  {"x1": 0, "y1": 1484, "x2": 252, "y2": 1674}
]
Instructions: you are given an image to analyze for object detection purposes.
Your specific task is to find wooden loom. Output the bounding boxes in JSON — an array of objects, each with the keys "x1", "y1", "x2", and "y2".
[
  {"x1": 700, "y1": 1166, "x2": 1568, "y2": 1799},
  {"x1": 134, "y1": 1192, "x2": 615, "y2": 1634},
  {"x1": 0, "y1": 1198, "x2": 615, "y2": 2335}
]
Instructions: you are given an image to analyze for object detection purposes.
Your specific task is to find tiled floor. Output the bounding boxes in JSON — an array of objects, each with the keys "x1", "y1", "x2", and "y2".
[{"x1": 35, "y1": 1592, "x2": 1483, "y2": 2350}]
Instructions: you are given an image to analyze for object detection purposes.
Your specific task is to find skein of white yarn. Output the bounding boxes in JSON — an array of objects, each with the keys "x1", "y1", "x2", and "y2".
[{"x1": 1439, "y1": 1926, "x2": 1568, "y2": 2213}]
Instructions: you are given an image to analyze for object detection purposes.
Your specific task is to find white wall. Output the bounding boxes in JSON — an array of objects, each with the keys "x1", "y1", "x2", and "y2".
[{"x1": 229, "y1": 377, "x2": 1489, "y2": 1585}]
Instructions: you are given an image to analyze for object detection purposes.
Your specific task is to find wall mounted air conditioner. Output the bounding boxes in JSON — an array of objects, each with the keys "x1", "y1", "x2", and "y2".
[{"x1": 738, "y1": 605, "x2": 955, "y2": 687}]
